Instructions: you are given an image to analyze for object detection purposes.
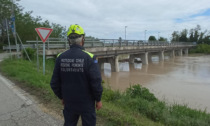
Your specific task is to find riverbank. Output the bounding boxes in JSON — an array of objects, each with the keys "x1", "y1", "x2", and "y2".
[
  {"x1": 0, "y1": 57, "x2": 210, "y2": 125},
  {"x1": 102, "y1": 54, "x2": 210, "y2": 112}
]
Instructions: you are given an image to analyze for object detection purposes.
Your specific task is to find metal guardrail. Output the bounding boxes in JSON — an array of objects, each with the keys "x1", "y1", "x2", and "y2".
[{"x1": 3, "y1": 38, "x2": 196, "y2": 51}]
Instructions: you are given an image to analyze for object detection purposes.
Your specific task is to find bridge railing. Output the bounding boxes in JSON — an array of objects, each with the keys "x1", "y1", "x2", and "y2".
[{"x1": 3, "y1": 38, "x2": 196, "y2": 51}]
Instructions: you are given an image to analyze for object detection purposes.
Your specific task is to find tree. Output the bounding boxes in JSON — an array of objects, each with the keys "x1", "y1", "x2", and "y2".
[
  {"x1": 189, "y1": 29, "x2": 194, "y2": 42},
  {"x1": 179, "y1": 29, "x2": 188, "y2": 42},
  {"x1": 192, "y1": 25, "x2": 201, "y2": 42},
  {"x1": 159, "y1": 37, "x2": 167, "y2": 41},
  {"x1": 171, "y1": 31, "x2": 179, "y2": 42},
  {"x1": 148, "y1": 36, "x2": 156, "y2": 41},
  {"x1": 0, "y1": 0, "x2": 13, "y2": 44},
  {"x1": 16, "y1": 11, "x2": 43, "y2": 43},
  {"x1": 193, "y1": 30, "x2": 199, "y2": 42},
  {"x1": 197, "y1": 31, "x2": 206, "y2": 44},
  {"x1": 203, "y1": 35, "x2": 210, "y2": 44},
  {"x1": 171, "y1": 25, "x2": 210, "y2": 44},
  {"x1": 0, "y1": 0, "x2": 67, "y2": 47},
  {"x1": 51, "y1": 23, "x2": 66, "y2": 38}
]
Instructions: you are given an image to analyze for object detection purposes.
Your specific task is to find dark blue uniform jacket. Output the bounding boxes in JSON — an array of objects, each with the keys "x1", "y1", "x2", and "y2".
[{"x1": 50, "y1": 44, "x2": 103, "y2": 113}]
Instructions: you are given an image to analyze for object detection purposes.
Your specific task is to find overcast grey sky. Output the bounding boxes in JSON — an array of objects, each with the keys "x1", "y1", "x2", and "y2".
[{"x1": 19, "y1": 0, "x2": 210, "y2": 40}]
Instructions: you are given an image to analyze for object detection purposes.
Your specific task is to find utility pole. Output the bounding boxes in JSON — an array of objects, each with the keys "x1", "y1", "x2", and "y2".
[
  {"x1": 125, "y1": 26, "x2": 127, "y2": 40},
  {"x1": 145, "y1": 30, "x2": 147, "y2": 42},
  {"x1": 36, "y1": 37, "x2": 39, "y2": 72},
  {"x1": 158, "y1": 32, "x2": 160, "y2": 41},
  {"x1": 11, "y1": 0, "x2": 19, "y2": 58},
  {"x1": 5, "y1": 19, "x2": 12, "y2": 59}
]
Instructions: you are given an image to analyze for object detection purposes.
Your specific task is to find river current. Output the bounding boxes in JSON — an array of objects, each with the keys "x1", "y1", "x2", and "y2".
[{"x1": 101, "y1": 55, "x2": 210, "y2": 112}]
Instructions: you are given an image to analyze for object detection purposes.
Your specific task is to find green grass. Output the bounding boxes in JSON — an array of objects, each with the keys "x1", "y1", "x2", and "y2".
[
  {"x1": 0, "y1": 58, "x2": 210, "y2": 126},
  {"x1": 0, "y1": 59, "x2": 55, "y2": 101},
  {"x1": 102, "y1": 84, "x2": 210, "y2": 126}
]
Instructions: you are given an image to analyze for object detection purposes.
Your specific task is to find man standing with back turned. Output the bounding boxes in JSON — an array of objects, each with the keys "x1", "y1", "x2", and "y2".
[{"x1": 50, "y1": 24, "x2": 103, "y2": 126}]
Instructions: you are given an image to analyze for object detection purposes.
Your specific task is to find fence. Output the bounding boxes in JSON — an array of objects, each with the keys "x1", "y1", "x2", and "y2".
[{"x1": 3, "y1": 37, "x2": 196, "y2": 51}]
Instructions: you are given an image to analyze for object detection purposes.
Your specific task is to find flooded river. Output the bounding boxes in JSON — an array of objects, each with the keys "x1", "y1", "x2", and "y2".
[{"x1": 101, "y1": 55, "x2": 210, "y2": 112}]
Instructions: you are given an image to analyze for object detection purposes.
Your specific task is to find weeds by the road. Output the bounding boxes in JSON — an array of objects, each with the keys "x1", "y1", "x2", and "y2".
[{"x1": 0, "y1": 58, "x2": 210, "y2": 126}]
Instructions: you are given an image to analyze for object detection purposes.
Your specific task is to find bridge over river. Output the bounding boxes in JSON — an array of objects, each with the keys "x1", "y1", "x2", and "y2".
[{"x1": 3, "y1": 37, "x2": 196, "y2": 72}]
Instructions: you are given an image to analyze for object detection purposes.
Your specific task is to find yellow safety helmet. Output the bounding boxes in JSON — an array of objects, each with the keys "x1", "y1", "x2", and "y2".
[{"x1": 67, "y1": 24, "x2": 85, "y2": 37}]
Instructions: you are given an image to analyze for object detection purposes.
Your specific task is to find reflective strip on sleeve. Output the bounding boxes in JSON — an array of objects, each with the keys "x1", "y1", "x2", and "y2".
[
  {"x1": 57, "y1": 50, "x2": 68, "y2": 58},
  {"x1": 57, "y1": 52, "x2": 62, "y2": 58},
  {"x1": 82, "y1": 50, "x2": 94, "y2": 58}
]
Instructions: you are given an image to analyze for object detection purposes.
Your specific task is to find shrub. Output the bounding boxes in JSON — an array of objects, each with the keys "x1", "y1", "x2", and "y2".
[
  {"x1": 102, "y1": 88, "x2": 121, "y2": 102},
  {"x1": 22, "y1": 48, "x2": 36, "y2": 60},
  {"x1": 145, "y1": 101, "x2": 167, "y2": 122},
  {"x1": 190, "y1": 44, "x2": 210, "y2": 54},
  {"x1": 126, "y1": 84, "x2": 157, "y2": 102}
]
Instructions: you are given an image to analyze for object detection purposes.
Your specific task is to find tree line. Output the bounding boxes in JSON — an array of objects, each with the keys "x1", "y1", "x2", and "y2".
[
  {"x1": 148, "y1": 25, "x2": 210, "y2": 44},
  {"x1": 171, "y1": 25, "x2": 210, "y2": 44},
  {"x1": 0, "y1": 0, "x2": 66, "y2": 49},
  {"x1": 148, "y1": 36, "x2": 167, "y2": 42}
]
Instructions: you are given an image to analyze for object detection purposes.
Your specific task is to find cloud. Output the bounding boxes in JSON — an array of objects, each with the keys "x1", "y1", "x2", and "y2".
[
  {"x1": 19, "y1": 0, "x2": 210, "y2": 40},
  {"x1": 190, "y1": 8, "x2": 210, "y2": 18}
]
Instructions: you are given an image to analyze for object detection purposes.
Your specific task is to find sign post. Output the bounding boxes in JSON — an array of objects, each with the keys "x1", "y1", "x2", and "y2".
[
  {"x1": 36, "y1": 36, "x2": 39, "y2": 72},
  {"x1": 35, "y1": 28, "x2": 53, "y2": 75},
  {"x1": 43, "y1": 42, "x2": 45, "y2": 74},
  {"x1": 5, "y1": 19, "x2": 12, "y2": 59}
]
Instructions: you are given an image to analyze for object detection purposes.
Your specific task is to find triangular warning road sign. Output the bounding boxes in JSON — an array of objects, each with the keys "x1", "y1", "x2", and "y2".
[{"x1": 35, "y1": 28, "x2": 53, "y2": 43}]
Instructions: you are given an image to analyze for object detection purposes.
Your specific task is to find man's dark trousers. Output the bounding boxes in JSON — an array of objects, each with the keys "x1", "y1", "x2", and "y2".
[{"x1": 63, "y1": 109, "x2": 96, "y2": 126}]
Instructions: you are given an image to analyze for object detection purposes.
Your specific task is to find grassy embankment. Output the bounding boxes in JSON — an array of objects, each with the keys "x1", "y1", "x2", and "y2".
[{"x1": 0, "y1": 57, "x2": 210, "y2": 126}]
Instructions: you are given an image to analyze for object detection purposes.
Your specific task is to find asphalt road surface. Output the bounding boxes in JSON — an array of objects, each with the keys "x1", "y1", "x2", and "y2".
[{"x1": 0, "y1": 53, "x2": 63, "y2": 126}]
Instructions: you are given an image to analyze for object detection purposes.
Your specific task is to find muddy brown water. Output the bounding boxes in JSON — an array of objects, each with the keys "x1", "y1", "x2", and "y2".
[{"x1": 101, "y1": 55, "x2": 210, "y2": 112}]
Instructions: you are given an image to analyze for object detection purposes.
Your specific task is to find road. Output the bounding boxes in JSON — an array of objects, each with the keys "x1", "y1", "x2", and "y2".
[{"x1": 0, "y1": 53, "x2": 63, "y2": 126}]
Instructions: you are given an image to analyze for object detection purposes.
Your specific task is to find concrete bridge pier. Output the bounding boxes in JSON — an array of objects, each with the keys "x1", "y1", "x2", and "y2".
[
  {"x1": 98, "y1": 61, "x2": 104, "y2": 70},
  {"x1": 106, "y1": 56, "x2": 119, "y2": 72},
  {"x1": 183, "y1": 48, "x2": 188, "y2": 55},
  {"x1": 98, "y1": 58, "x2": 105, "y2": 71},
  {"x1": 148, "y1": 53, "x2": 152, "y2": 63},
  {"x1": 115, "y1": 56, "x2": 119, "y2": 72},
  {"x1": 139, "y1": 52, "x2": 148, "y2": 65},
  {"x1": 98, "y1": 56, "x2": 120, "y2": 72},
  {"x1": 177, "y1": 49, "x2": 183, "y2": 56},
  {"x1": 159, "y1": 51, "x2": 164, "y2": 61},
  {"x1": 170, "y1": 50, "x2": 175, "y2": 58},
  {"x1": 129, "y1": 54, "x2": 135, "y2": 63}
]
